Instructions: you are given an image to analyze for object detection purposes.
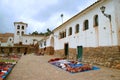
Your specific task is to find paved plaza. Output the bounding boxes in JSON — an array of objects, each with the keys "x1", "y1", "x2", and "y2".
[{"x1": 6, "y1": 54, "x2": 120, "y2": 80}]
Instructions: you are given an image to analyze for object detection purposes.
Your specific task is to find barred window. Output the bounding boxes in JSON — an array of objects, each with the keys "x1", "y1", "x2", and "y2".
[
  {"x1": 94, "y1": 15, "x2": 99, "y2": 27},
  {"x1": 83, "y1": 20, "x2": 89, "y2": 30},
  {"x1": 69, "y1": 27, "x2": 72, "y2": 35},
  {"x1": 75, "y1": 24, "x2": 79, "y2": 33}
]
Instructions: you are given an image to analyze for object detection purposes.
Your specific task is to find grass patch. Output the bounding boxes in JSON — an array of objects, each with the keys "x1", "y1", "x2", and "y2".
[{"x1": 0, "y1": 59, "x2": 16, "y2": 62}]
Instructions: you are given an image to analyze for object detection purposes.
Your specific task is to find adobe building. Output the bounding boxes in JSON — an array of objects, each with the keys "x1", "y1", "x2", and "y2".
[
  {"x1": 0, "y1": 0, "x2": 120, "y2": 69},
  {"x1": 40, "y1": 0, "x2": 120, "y2": 69},
  {"x1": 0, "y1": 22, "x2": 44, "y2": 54},
  {"x1": 14, "y1": 22, "x2": 44, "y2": 45},
  {"x1": 0, "y1": 33, "x2": 14, "y2": 47}
]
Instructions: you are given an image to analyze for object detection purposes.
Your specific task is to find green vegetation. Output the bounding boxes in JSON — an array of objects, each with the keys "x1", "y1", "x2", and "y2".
[
  {"x1": 0, "y1": 59, "x2": 16, "y2": 62},
  {"x1": 30, "y1": 28, "x2": 52, "y2": 36}
]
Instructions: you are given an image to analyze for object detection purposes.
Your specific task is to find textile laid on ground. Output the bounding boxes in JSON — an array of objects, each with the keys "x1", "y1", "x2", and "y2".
[
  {"x1": 0, "y1": 62, "x2": 16, "y2": 80},
  {"x1": 48, "y1": 58, "x2": 100, "y2": 73},
  {"x1": 0, "y1": 55, "x2": 21, "y2": 80}
]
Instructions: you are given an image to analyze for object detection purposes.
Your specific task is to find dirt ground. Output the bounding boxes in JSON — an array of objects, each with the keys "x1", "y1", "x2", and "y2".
[{"x1": 6, "y1": 54, "x2": 120, "y2": 80}]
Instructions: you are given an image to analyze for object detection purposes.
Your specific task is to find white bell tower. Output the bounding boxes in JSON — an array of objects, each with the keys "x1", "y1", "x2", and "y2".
[{"x1": 14, "y1": 22, "x2": 28, "y2": 44}]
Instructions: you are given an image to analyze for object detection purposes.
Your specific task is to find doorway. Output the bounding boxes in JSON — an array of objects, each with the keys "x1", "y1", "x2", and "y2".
[
  {"x1": 64, "y1": 43, "x2": 69, "y2": 57},
  {"x1": 77, "y1": 46, "x2": 83, "y2": 61}
]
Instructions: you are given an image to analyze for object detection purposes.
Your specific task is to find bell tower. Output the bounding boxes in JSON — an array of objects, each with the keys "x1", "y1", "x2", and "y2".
[{"x1": 14, "y1": 22, "x2": 28, "y2": 44}]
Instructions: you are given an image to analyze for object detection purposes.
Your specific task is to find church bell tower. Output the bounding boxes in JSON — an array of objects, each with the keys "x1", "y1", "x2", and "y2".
[{"x1": 14, "y1": 22, "x2": 28, "y2": 44}]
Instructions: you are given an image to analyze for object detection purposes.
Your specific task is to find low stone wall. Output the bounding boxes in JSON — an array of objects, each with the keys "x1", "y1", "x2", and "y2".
[
  {"x1": 83, "y1": 46, "x2": 120, "y2": 69},
  {"x1": 54, "y1": 46, "x2": 120, "y2": 69},
  {"x1": 0, "y1": 46, "x2": 35, "y2": 55},
  {"x1": 39, "y1": 46, "x2": 54, "y2": 55},
  {"x1": 54, "y1": 49, "x2": 64, "y2": 57},
  {"x1": 54, "y1": 48, "x2": 77, "y2": 60},
  {"x1": 45, "y1": 46, "x2": 54, "y2": 55}
]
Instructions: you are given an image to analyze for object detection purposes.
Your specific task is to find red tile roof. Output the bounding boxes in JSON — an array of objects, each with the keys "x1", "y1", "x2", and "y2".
[{"x1": 0, "y1": 33, "x2": 14, "y2": 43}]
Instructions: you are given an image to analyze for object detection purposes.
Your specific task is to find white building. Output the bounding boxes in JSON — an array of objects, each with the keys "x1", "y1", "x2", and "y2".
[
  {"x1": 14, "y1": 22, "x2": 28, "y2": 44},
  {"x1": 0, "y1": 0, "x2": 120, "y2": 68},
  {"x1": 40, "y1": 0, "x2": 120, "y2": 67},
  {"x1": 50, "y1": 0, "x2": 120, "y2": 50},
  {"x1": 0, "y1": 33, "x2": 14, "y2": 47},
  {"x1": 52, "y1": 0, "x2": 120, "y2": 49},
  {"x1": 14, "y1": 22, "x2": 44, "y2": 46}
]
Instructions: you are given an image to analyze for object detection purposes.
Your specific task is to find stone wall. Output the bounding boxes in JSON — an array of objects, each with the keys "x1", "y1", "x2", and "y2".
[
  {"x1": 54, "y1": 48, "x2": 77, "y2": 60},
  {"x1": 54, "y1": 46, "x2": 120, "y2": 69},
  {"x1": 54, "y1": 49, "x2": 64, "y2": 57},
  {"x1": 0, "y1": 46, "x2": 35, "y2": 55},
  {"x1": 83, "y1": 46, "x2": 120, "y2": 69},
  {"x1": 39, "y1": 46, "x2": 54, "y2": 55},
  {"x1": 45, "y1": 46, "x2": 54, "y2": 55}
]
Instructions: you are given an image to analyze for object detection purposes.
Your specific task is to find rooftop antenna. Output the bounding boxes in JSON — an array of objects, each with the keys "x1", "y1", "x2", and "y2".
[{"x1": 61, "y1": 14, "x2": 63, "y2": 24}]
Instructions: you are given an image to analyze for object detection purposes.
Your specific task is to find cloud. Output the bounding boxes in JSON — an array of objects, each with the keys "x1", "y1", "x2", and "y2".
[
  {"x1": 33, "y1": 0, "x2": 81, "y2": 22},
  {"x1": 77, "y1": 0, "x2": 98, "y2": 11},
  {"x1": 0, "y1": 0, "x2": 97, "y2": 34}
]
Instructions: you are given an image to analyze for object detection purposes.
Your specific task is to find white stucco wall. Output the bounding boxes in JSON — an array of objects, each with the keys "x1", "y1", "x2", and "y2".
[
  {"x1": 113, "y1": 0, "x2": 120, "y2": 45},
  {"x1": 7, "y1": 37, "x2": 14, "y2": 46},
  {"x1": 14, "y1": 22, "x2": 27, "y2": 44},
  {"x1": 0, "y1": 37, "x2": 14, "y2": 47},
  {"x1": 39, "y1": 36, "x2": 51, "y2": 48},
  {"x1": 53, "y1": 0, "x2": 119, "y2": 50},
  {"x1": 22, "y1": 35, "x2": 44, "y2": 45}
]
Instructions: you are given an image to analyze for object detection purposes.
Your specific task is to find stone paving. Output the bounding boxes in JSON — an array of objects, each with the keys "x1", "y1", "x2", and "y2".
[{"x1": 6, "y1": 54, "x2": 120, "y2": 80}]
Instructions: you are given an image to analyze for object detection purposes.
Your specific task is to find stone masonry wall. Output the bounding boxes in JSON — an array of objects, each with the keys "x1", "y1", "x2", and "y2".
[
  {"x1": 54, "y1": 48, "x2": 77, "y2": 60},
  {"x1": 54, "y1": 46, "x2": 120, "y2": 69},
  {"x1": 39, "y1": 46, "x2": 54, "y2": 55},
  {"x1": 83, "y1": 46, "x2": 120, "y2": 69},
  {"x1": 0, "y1": 46, "x2": 32, "y2": 55}
]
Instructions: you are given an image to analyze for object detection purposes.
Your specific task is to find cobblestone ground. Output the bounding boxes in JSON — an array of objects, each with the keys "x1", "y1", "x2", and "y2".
[{"x1": 6, "y1": 54, "x2": 120, "y2": 80}]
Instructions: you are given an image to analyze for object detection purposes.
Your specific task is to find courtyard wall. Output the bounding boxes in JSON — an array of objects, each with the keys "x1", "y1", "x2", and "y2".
[
  {"x1": 54, "y1": 46, "x2": 120, "y2": 69},
  {"x1": 0, "y1": 46, "x2": 35, "y2": 56}
]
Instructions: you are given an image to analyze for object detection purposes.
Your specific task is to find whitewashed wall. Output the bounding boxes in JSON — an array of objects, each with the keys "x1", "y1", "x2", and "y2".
[
  {"x1": 1, "y1": 37, "x2": 14, "y2": 46},
  {"x1": 14, "y1": 23, "x2": 27, "y2": 44},
  {"x1": 113, "y1": 0, "x2": 120, "y2": 45},
  {"x1": 53, "y1": 0, "x2": 119, "y2": 50},
  {"x1": 22, "y1": 35, "x2": 44, "y2": 45},
  {"x1": 39, "y1": 36, "x2": 52, "y2": 48},
  {"x1": 7, "y1": 37, "x2": 14, "y2": 46}
]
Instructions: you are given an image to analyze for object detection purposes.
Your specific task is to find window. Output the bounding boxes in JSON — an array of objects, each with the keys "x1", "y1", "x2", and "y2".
[
  {"x1": 94, "y1": 15, "x2": 99, "y2": 27},
  {"x1": 62, "y1": 32, "x2": 64, "y2": 38},
  {"x1": 75, "y1": 24, "x2": 79, "y2": 33},
  {"x1": 10, "y1": 38, "x2": 12, "y2": 41},
  {"x1": 26, "y1": 40, "x2": 27, "y2": 43},
  {"x1": 83, "y1": 20, "x2": 89, "y2": 30},
  {"x1": 69, "y1": 27, "x2": 72, "y2": 35},
  {"x1": 59, "y1": 32, "x2": 61, "y2": 39},
  {"x1": 44, "y1": 41, "x2": 46, "y2": 46},
  {"x1": 22, "y1": 26, "x2": 24, "y2": 30},
  {"x1": 19, "y1": 42, "x2": 22, "y2": 45},
  {"x1": 17, "y1": 31, "x2": 20, "y2": 35},
  {"x1": 64, "y1": 30, "x2": 66, "y2": 37},
  {"x1": 22, "y1": 31, "x2": 24, "y2": 36},
  {"x1": 17, "y1": 25, "x2": 20, "y2": 29},
  {"x1": 40, "y1": 43, "x2": 42, "y2": 47},
  {"x1": 59, "y1": 30, "x2": 66, "y2": 39}
]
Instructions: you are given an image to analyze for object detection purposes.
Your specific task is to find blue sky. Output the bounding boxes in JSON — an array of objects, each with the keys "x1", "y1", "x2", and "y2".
[{"x1": 0, "y1": 0, "x2": 97, "y2": 34}]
